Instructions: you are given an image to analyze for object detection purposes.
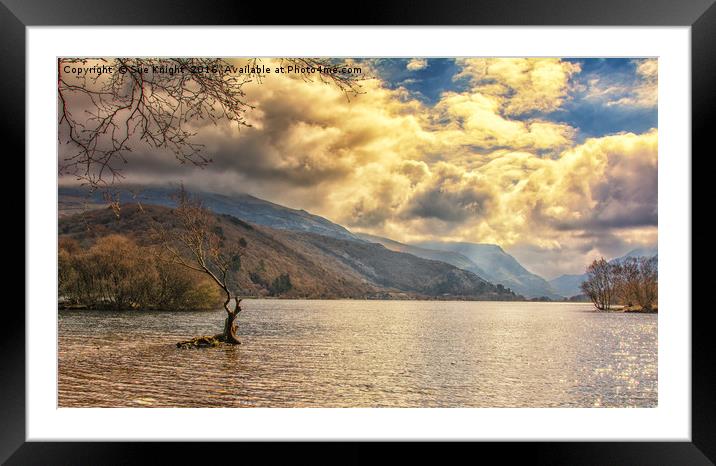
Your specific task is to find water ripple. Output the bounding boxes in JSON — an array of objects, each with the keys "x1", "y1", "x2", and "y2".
[{"x1": 58, "y1": 301, "x2": 657, "y2": 408}]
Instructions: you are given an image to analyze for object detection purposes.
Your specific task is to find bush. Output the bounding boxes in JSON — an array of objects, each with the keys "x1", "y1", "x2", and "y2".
[
  {"x1": 269, "y1": 273, "x2": 293, "y2": 296},
  {"x1": 59, "y1": 234, "x2": 222, "y2": 310}
]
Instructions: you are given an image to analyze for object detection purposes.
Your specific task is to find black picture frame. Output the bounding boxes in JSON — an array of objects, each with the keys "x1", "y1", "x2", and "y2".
[{"x1": 4, "y1": 0, "x2": 712, "y2": 463}]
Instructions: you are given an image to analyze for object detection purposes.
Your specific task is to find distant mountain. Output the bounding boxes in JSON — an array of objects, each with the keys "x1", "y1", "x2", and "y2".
[
  {"x1": 59, "y1": 204, "x2": 519, "y2": 301},
  {"x1": 413, "y1": 241, "x2": 560, "y2": 299},
  {"x1": 58, "y1": 186, "x2": 362, "y2": 242},
  {"x1": 355, "y1": 233, "x2": 490, "y2": 277},
  {"x1": 615, "y1": 247, "x2": 658, "y2": 262},
  {"x1": 549, "y1": 247, "x2": 658, "y2": 298},
  {"x1": 285, "y1": 232, "x2": 516, "y2": 299},
  {"x1": 549, "y1": 274, "x2": 588, "y2": 299}
]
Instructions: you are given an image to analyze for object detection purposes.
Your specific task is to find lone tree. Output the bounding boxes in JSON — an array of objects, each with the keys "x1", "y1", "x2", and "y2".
[
  {"x1": 152, "y1": 187, "x2": 247, "y2": 345},
  {"x1": 581, "y1": 258, "x2": 617, "y2": 311}
]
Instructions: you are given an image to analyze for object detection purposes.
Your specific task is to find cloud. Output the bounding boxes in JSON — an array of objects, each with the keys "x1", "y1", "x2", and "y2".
[
  {"x1": 583, "y1": 58, "x2": 658, "y2": 109},
  {"x1": 59, "y1": 58, "x2": 657, "y2": 277},
  {"x1": 453, "y1": 58, "x2": 581, "y2": 116},
  {"x1": 401, "y1": 162, "x2": 493, "y2": 222},
  {"x1": 432, "y1": 91, "x2": 576, "y2": 151},
  {"x1": 406, "y1": 58, "x2": 428, "y2": 71},
  {"x1": 521, "y1": 130, "x2": 658, "y2": 230}
]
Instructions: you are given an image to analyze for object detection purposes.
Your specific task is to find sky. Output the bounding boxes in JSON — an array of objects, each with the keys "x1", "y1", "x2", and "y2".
[{"x1": 59, "y1": 57, "x2": 658, "y2": 279}]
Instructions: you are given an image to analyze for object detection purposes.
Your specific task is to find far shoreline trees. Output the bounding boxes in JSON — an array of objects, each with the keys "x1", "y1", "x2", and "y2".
[{"x1": 581, "y1": 256, "x2": 658, "y2": 312}]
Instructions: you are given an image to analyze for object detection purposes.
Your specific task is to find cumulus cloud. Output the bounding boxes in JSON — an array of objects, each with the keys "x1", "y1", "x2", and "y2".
[
  {"x1": 453, "y1": 58, "x2": 581, "y2": 116},
  {"x1": 584, "y1": 58, "x2": 658, "y2": 109},
  {"x1": 406, "y1": 58, "x2": 428, "y2": 71},
  {"x1": 59, "y1": 57, "x2": 657, "y2": 277},
  {"x1": 433, "y1": 91, "x2": 576, "y2": 151}
]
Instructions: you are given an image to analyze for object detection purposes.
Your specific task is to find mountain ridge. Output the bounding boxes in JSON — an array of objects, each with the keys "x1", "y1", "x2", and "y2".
[
  {"x1": 59, "y1": 185, "x2": 362, "y2": 242},
  {"x1": 60, "y1": 185, "x2": 592, "y2": 300},
  {"x1": 412, "y1": 241, "x2": 561, "y2": 299},
  {"x1": 355, "y1": 233, "x2": 491, "y2": 278},
  {"x1": 59, "y1": 203, "x2": 520, "y2": 301}
]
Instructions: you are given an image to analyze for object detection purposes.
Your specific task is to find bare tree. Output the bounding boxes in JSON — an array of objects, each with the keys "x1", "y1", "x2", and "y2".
[
  {"x1": 581, "y1": 258, "x2": 617, "y2": 311},
  {"x1": 614, "y1": 256, "x2": 658, "y2": 311},
  {"x1": 58, "y1": 58, "x2": 363, "y2": 192},
  {"x1": 638, "y1": 256, "x2": 658, "y2": 311},
  {"x1": 152, "y1": 187, "x2": 247, "y2": 345}
]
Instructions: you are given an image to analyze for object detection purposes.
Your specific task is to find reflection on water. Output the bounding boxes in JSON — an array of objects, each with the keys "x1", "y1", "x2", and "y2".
[{"x1": 58, "y1": 300, "x2": 657, "y2": 407}]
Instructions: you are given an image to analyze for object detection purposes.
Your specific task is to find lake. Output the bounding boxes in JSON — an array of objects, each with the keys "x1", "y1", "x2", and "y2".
[{"x1": 58, "y1": 300, "x2": 657, "y2": 408}]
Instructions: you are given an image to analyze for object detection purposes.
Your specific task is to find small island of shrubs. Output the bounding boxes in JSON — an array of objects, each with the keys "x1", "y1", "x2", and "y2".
[{"x1": 580, "y1": 256, "x2": 658, "y2": 313}]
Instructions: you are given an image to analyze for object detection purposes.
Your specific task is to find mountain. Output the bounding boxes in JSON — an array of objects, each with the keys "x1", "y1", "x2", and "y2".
[
  {"x1": 412, "y1": 241, "x2": 561, "y2": 299},
  {"x1": 549, "y1": 274, "x2": 589, "y2": 299},
  {"x1": 357, "y1": 234, "x2": 560, "y2": 299},
  {"x1": 548, "y1": 247, "x2": 658, "y2": 298},
  {"x1": 355, "y1": 233, "x2": 490, "y2": 277},
  {"x1": 58, "y1": 204, "x2": 519, "y2": 301},
  {"x1": 58, "y1": 186, "x2": 362, "y2": 242},
  {"x1": 283, "y1": 232, "x2": 514, "y2": 299},
  {"x1": 615, "y1": 247, "x2": 658, "y2": 262}
]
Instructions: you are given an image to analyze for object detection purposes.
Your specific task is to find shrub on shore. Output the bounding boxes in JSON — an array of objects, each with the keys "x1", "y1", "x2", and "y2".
[{"x1": 59, "y1": 235, "x2": 222, "y2": 310}]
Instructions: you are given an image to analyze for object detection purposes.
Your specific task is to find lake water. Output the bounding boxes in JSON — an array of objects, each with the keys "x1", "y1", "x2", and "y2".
[{"x1": 58, "y1": 300, "x2": 657, "y2": 408}]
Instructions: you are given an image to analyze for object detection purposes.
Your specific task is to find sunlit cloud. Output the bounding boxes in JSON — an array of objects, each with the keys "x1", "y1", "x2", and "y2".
[
  {"x1": 406, "y1": 58, "x2": 428, "y2": 71},
  {"x1": 453, "y1": 58, "x2": 581, "y2": 116},
  {"x1": 582, "y1": 58, "x2": 657, "y2": 109},
  {"x1": 59, "y1": 57, "x2": 657, "y2": 277}
]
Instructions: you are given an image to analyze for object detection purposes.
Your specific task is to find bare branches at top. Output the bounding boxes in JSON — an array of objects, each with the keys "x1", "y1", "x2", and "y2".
[
  {"x1": 581, "y1": 256, "x2": 658, "y2": 311},
  {"x1": 149, "y1": 185, "x2": 249, "y2": 344},
  {"x1": 58, "y1": 57, "x2": 365, "y2": 191},
  {"x1": 150, "y1": 186, "x2": 246, "y2": 308}
]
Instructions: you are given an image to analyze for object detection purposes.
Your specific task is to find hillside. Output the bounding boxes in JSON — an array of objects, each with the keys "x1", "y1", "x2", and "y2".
[
  {"x1": 356, "y1": 233, "x2": 490, "y2": 279},
  {"x1": 59, "y1": 186, "x2": 362, "y2": 242},
  {"x1": 414, "y1": 241, "x2": 560, "y2": 299},
  {"x1": 287, "y1": 233, "x2": 505, "y2": 297},
  {"x1": 58, "y1": 204, "x2": 519, "y2": 301}
]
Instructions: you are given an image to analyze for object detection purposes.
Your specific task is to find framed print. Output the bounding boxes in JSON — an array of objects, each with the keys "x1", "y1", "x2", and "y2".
[{"x1": 5, "y1": 0, "x2": 714, "y2": 463}]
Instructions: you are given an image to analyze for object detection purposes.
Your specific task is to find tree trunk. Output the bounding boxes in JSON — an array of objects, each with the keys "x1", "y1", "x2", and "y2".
[
  {"x1": 222, "y1": 310, "x2": 241, "y2": 344},
  {"x1": 219, "y1": 298, "x2": 242, "y2": 344},
  {"x1": 178, "y1": 296, "x2": 242, "y2": 348}
]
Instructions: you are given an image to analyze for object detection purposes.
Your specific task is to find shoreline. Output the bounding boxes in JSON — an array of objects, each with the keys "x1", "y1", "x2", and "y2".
[
  {"x1": 57, "y1": 300, "x2": 615, "y2": 313},
  {"x1": 598, "y1": 305, "x2": 658, "y2": 314}
]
